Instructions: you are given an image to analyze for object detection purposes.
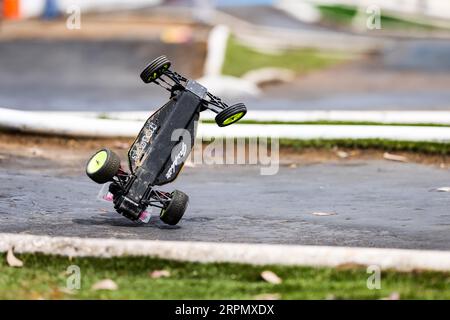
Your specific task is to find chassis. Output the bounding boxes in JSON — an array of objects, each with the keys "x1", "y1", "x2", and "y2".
[{"x1": 86, "y1": 56, "x2": 247, "y2": 225}]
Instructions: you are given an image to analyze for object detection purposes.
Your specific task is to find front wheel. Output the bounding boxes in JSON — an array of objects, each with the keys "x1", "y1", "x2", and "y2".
[
  {"x1": 140, "y1": 55, "x2": 171, "y2": 84},
  {"x1": 215, "y1": 103, "x2": 247, "y2": 127},
  {"x1": 86, "y1": 148, "x2": 121, "y2": 184},
  {"x1": 160, "y1": 190, "x2": 189, "y2": 225}
]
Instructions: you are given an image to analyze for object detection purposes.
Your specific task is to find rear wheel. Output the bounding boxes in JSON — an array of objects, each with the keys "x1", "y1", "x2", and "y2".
[
  {"x1": 86, "y1": 148, "x2": 121, "y2": 184},
  {"x1": 140, "y1": 55, "x2": 171, "y2": 84},
  {"x1": 215, "y1": 103, "x2": 247, "y2": 127},
  {"x1": 160, "y1": 190, "x2": 189, "y2": 225}
]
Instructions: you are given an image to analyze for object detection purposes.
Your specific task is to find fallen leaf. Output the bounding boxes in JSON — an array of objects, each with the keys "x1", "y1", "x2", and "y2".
[
  {"x1": 336, "y1": 150, "x2": 349, "y2": 159},
  {"x1": 383, "y1": 152, "x2": 408, "y2": 162},
  {"x1": 254, "y1": 293, "x2": 281, "y2": 300},
  {"x1": 6, "y1": 248, "x2": 23, "y2": 267},
  {"x1": 312, "y1": 212, "x2": 336, "y2": 216},
  {"x1": 261, "y1": 271, "x2": 282, "y2": 284},
  {"x1": 381, "y1": 292, "x2": 400, "y2": 300},
  {"x1": 288, "y1": 163, "x2": 297, "y2": 168},
  {"x1": 150, "y1": 270, "x2": 171, "y2": 279},
  {"x1": 91, "y1": 279, "x2": 118, "y2": 291},
  {"x1": 436, "y1": 187, "x2": 450, "y2": 192}
]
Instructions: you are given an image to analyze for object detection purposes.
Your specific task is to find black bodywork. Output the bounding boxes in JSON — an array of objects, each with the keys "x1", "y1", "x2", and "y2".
[
  {"x1": 113, "y1": 81, "x2": 206, "y2": 221},
  {"x1": 88, "y1": 56, "x2": 247, "y2": 224}
]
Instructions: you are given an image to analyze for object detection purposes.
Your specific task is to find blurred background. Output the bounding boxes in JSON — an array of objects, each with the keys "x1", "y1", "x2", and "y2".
[{"x1": 0, "y1": 0, "x2": 449, "y2": 112}]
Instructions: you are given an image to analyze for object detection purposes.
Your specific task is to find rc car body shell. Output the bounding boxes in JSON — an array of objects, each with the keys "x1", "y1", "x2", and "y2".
[
  {"x1": 86, "y1": 56, "x2": 246, "y2": 225},
  {"x1": 117, "y1": 82, "x2": 204, "y2": 220}
]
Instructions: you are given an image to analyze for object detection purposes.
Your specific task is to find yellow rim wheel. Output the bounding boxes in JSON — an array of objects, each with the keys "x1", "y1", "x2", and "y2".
[
  {"x1": 86, "y1": 150, "x2": 108, "y2": 174},
  {"x1": 222, "y1": 112, "x2": 244, "y2": 125}
]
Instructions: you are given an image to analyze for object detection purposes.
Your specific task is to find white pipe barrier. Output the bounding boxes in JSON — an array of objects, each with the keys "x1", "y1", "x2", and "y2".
[
  {"x1": 1, "y1": 233, "x2": 450, "y2": 271},
  {"x1": 198, "y1": 123, "x2": 450, "y2": 142},
  {"x1": 38, "y1": 109, "x2": 450, "y2": 125},
  {"x1": 0, "y1": 107, "x2": 141, "y2": 138},
  {"x1": 1, "y1": 107, "x2": 450, "y2": 141}
]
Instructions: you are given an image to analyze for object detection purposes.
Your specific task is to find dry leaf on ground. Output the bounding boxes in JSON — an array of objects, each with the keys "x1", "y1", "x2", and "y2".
[
  {"x1": 261, "y1": 271, "x2": 282, "y2": 284},
  {"x1": 150, "y1": 270, "x2": 171, "y2": 279},
  {"x1": 6, "y1": 248, "x2": 23, "y2": 267},
  {"x1": 312, "y1": 212, "x2": 336, "y2": 216},
  {"x1": 336, "y1": 151, "x2": 349, "y2": 158},
  {"x1": 91, "y1": 279, "x2": 118, "y2": 291},
  {"x1": 381, "y1": 292, "x2": 400, "y2": 300},
  {"x1": 383, "y1": 152, "x2": 408, "y2": 162}
]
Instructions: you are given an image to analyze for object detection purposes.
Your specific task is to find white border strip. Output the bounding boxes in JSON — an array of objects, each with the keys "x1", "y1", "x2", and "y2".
[
  {"x1": 198, "y1": 123, "x2": 450, "y2": 142},
  {"x1": 1, "y1": 108, "x2": 450, "y2": 141},
  {"x1": 1, "y1": 233, "x2": 450, "y2": 271},
  {"x1": 0, "y1": 107, "x2": 141, "y2": 138},
  {"x1": 38, "y1": 110, "x2": 450, "y2": 125}
]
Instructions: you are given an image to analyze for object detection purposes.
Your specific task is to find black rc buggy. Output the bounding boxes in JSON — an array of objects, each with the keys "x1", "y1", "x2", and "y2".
[{"x1": 85, "y1": 56, "x2": 247, "y2": 225}]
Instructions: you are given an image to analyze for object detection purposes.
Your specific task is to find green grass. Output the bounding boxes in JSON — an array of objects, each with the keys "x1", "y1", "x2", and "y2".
[
  {"x1": 196, "y1": 134, "x2": 450, "y2": 156},
  {"x1": 279, "y1": 139, "x2": 450, "y2": 155},
  {"x1": 222, "y1": 37, "x2": 343, "y2": 77},
  {"x1": 318, "y1": 5, "x2": 358, "y2": 26},
  {"x1": 318, "y1": 4, "x2": 438, "y2": 30},
  {"x1": 0, "y1": 253, "x2": 449, "y2": 299},
  {"x1": 201, "y1": 119, "x2": 450, "y2": 127}
]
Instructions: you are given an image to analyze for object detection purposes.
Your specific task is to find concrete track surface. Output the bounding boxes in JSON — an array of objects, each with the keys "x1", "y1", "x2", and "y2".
[{"x1": 0, "y1": 161, "x2": 449, "y2": 250}]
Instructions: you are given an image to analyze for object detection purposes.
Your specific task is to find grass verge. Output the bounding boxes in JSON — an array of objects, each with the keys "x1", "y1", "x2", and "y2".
[
  {"x1": 279, "y1": 139, "x2": 450, "y2": 155},
  {"x1": 195, "y1": 136, "x2": 450, "y2": 156},
  {"x1": 0, "y1": 253, "x2": 449, "y2": 299},
  {"x1": 222, "y1": 37, "x2": 343, "y2": 77}
]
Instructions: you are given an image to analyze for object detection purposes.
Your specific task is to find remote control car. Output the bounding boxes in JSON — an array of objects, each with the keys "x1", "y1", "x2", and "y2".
[{"x1": 86, "y1": 56, "x2": 247, "y2": 225}]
